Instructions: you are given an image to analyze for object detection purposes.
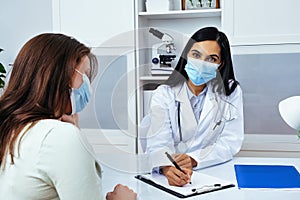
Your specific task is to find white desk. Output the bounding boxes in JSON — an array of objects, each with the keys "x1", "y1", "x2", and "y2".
[{"x1": 97, "y1": 154, "x2": 300, "y2": 200}]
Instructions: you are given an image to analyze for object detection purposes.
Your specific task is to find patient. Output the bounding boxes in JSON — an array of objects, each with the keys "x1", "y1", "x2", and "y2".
[{"x1": 0, "y1": 33, "x2": 136, "y2": 200}]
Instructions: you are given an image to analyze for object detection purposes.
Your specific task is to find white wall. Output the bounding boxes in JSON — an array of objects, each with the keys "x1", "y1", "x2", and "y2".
[{"x1": 0, "y1": 0, "x2": 52, "y2": 73}]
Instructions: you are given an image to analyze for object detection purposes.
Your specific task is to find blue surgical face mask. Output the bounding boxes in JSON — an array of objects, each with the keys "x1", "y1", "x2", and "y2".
[
  {"x1": 70, "y1": 69, "x2": 92, "y2": 114},
  {"x1": 184, "y1": 57, "x2": 219, "y2": 86}
]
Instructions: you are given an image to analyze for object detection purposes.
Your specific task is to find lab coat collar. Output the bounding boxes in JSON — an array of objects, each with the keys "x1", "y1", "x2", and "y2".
[
  {"x1": 199, "y1": 82, "x2": 218, "y2": 122},
  {"x1": 174, "y1": 82, "x2": 198, "y2": 131},
  {"x1": 174, "y1": 82, "x2": 216, "y2": 124},
  {"x1": 172, "y1": 82, "x2": 218, "y2": 147},
  {"x1": 186, "y1": 84, "x2": 208, "y2": 102},
  {"x1": 174, "y1": 81, "x2": 187, "y2": 103}
]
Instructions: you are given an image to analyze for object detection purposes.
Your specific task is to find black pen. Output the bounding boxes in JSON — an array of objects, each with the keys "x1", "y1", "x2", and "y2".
[{"x1": 165, "y1": 152, "x2": 191, "y2": 184}]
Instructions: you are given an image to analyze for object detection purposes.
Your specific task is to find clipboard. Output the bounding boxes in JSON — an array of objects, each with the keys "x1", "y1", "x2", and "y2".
[
  {"x1": 234, "y1": 164, "x2": 300, "y2": 189},
  {"x1": 135, "y1": 171, "x2": 235, "y2": 198}
]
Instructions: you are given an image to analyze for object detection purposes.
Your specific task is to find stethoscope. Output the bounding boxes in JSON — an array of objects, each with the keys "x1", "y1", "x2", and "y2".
[
  {"x1": 177, "y1": 102, "x2": 188, "y2": 152},
  {"x1": 176, "y1": 98, "x2": 230, "y2": 152},
  {"x1": 177, "y1": 102, "x2": 183, "y2": 142}
]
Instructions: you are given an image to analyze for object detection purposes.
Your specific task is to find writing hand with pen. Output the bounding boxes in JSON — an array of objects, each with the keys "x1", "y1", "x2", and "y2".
[{"x1": 160, "y1": 152, "x2": 197, "y2": 187}]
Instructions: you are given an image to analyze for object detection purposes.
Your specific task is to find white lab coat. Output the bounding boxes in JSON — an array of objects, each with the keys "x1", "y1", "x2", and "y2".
[{"x1": 145, "y1": 81, "x2": 244, "y2": 170}]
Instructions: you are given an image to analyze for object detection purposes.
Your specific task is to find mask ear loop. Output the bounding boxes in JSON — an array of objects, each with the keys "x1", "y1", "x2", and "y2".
[
  {"x1": 75, "y1": 69, "x2": 83, "y2": 76},
  {"x1": 75, "y1": 68, "x2": 93, "y2": 83}
]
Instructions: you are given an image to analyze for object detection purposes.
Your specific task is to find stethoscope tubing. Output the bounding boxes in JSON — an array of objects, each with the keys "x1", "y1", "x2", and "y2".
[
  {"x1": 178, "y1": 102, "x2": 183, "y2": 142},
  {"x1": 177, "y1": 100, "x2": 227, "y2": 143}
]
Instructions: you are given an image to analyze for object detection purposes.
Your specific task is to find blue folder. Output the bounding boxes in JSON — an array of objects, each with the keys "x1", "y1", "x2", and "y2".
[{"x1": 234, "y1": 164, "x2": 300, "y2": 189}]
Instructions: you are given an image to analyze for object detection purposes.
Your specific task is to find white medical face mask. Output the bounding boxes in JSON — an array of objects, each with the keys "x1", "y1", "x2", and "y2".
[
  {"x1": 70, "y1": 69, "x2": 92, "y2": 114},
  {"x1": 184, "y1": 57, "x2": 219, "y2": 86}
]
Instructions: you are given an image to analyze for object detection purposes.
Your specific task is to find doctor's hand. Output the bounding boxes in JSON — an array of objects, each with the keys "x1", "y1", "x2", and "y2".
[
  {"x1": 106, "y1": 184, "x2": 137, "y2": 200},
  {"x1": 173, "y1": 154, "x2": 198, "y2": 170},
  {"x1": 161, "y1": 166, "x2": 192, "y2": 187}
]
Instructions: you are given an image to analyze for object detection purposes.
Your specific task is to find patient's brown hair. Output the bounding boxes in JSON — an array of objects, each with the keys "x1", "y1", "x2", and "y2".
[{"x1": 0, "y1": 33, "x2": 97, "y2": 166}]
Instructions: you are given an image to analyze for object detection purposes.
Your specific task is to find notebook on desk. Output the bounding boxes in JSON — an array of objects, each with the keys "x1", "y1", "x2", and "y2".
[
  {"x1": 135, "y1": 171, "x2": 235, "y2": 198},
  {"x1": 234, "y1": 164, "x2": 300, "y2": 189}
]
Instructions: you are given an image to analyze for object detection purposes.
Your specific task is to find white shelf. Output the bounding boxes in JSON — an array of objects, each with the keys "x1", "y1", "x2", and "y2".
[
  {"x1": 139, "y1": 9, "x2": 222, "y2": 19},
  {"x1": 140, "y1": 76, "x2": 169, "y2": 81}
]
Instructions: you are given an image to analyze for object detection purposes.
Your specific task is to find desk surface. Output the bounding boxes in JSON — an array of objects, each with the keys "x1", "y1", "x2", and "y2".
[{"x1": 97, "y1": 154, "x2": 300, "y2": 200}]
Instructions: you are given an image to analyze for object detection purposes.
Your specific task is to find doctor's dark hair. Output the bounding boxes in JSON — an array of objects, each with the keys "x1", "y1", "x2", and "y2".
[
  {"x1": 165, "y1": 27, "x2": 239, "y2": 96},
  {"x1": 0, "y1": 33, "x2": 98, "y2": 166}
]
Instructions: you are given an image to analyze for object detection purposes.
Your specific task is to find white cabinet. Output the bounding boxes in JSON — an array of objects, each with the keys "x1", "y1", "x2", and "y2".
[
  {"x1": 53, "y1": 0, "x2": 134, "y2": 47},
  {"x1": 221, "y1": 1, "x2": 300, "y2": 147},
  {"x1": 223, "y1": 0, "x2": 300, "y2": 47}
]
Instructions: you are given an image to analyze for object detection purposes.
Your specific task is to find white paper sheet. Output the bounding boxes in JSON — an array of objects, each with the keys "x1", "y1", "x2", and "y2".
[{"x1": 139, "y1": 171, "x2": 234, "y2": 196}]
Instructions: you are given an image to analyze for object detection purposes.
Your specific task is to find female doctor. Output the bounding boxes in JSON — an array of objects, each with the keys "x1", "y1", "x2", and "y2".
[{"x1": 145, "y1": 27, "x2": 244, "y2": 186}]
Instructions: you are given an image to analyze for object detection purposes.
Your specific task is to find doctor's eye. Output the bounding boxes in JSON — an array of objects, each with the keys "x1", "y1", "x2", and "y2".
[
  {"x1": 206, "y1": 56, "x2": 218, "y2": 63},
  {"x1": 189, "y1": 49, "x2": 202, "y2": 59},
  {"x1": 191, "y1": 52, "x2": 200, "y2": 59}
]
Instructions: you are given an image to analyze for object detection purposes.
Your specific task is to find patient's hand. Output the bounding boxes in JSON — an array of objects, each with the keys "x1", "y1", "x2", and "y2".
[
  {"x1": 106, "y1": 184, "x2": 137, "y2": 200},
  {"x1": 60, "y1": 113, "x2": 79, "y2": 128}
]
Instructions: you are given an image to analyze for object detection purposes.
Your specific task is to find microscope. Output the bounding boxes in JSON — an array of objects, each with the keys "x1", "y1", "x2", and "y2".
[{"x1": 149, "y1": 28, "x2": 176, "y2": 75}]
